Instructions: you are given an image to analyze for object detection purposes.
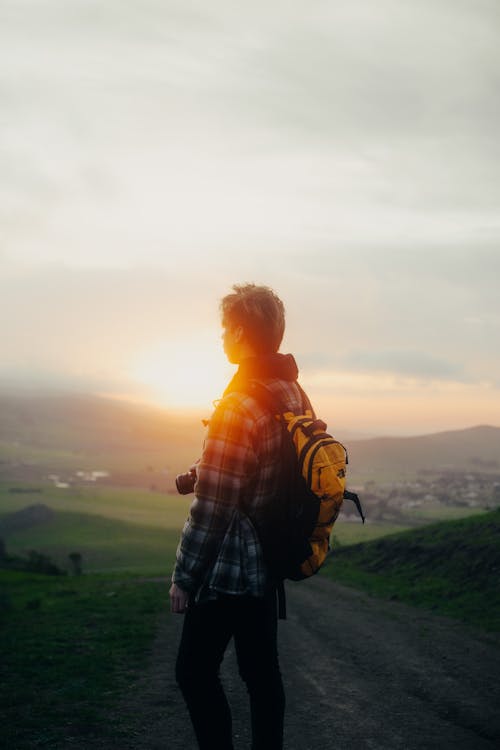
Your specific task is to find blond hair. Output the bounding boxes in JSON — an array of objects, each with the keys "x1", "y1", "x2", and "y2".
[{"x1": 220, "y1": 283, "x2": 285, "y2": 354}]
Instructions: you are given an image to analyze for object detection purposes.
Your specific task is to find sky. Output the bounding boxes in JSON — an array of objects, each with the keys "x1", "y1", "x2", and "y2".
[{"x1": 1, "y1": 0, "x2": 499, "y2": 436}]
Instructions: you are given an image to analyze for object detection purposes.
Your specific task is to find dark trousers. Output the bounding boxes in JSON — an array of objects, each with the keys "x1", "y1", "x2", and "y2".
[{"x1": 175, "y1": 590, "x2": 285, "y2": 750}]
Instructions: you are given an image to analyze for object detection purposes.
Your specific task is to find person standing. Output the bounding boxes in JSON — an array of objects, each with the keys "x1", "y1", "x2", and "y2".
[{"x1": 170, "y1": 283, "x2": 306, "y2": 750}]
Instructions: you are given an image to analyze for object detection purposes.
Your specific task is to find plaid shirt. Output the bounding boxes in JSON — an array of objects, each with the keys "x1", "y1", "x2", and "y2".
[{"x1": 172, "y1": 376, "x2": 304, "y2": 600}]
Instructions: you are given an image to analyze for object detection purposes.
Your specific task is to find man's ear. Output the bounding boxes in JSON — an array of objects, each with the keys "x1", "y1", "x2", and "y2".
[{"x1": 233, "y1": 325, "x2": 244, "y2": 343}]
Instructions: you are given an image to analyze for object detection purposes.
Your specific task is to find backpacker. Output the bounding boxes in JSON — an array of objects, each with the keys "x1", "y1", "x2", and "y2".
[{"x1": 244, "y1": 381, "x2": 365, "y2": 598}]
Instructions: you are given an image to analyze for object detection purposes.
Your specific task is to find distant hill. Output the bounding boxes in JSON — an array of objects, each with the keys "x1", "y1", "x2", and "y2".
[
  {"x1": 0, "y1": 392, "x2": 205, "y2": 451},
  {"x1": 0, "y1": 503, "x2": 54, "y2": 536},
  {"x1": 347, "y1": 425, "x2": 500, "y2": 481},
  {"x1": 0, "y1": 392, "x2": 205, "y2": 485},
  {"x1": 0, "y1": 391, "x2": 499, "y2": 485}
]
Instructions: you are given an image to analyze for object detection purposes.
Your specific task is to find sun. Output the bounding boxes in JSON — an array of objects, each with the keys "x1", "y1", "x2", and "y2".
[{"x1": 131, "y1": 336, "x2": 234, "y2": 411}]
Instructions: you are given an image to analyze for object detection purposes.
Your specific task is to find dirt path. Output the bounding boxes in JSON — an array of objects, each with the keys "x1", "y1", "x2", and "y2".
[{"x1": 112, "y1": 577, "x2": 500, "y2": 749}]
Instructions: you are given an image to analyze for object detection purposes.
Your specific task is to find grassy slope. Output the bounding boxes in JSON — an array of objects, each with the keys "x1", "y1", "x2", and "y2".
[
  {"x1": 323, "y1": 508, "x2": 500, "y2": 632},
  {"x1": 0, "y1": 482, "x2": 190, "y2": 529},
  {"x1": 0, "y1": 484, "x2": 408, "y2": 571},
  {"x1": 2, "y1": 510, "x2": 181, "y2": 573},
  {"x1": 333, "y1": 520, "x2": 409, "y2": 545},
  {"x1": 0, "y1": 484, "x2": 192, "y2": 531},
  {"x1": 0, "y1": 482, "x2": 189, "y2": 574},
  {"x1": 0, "y1": 482, "x2": 411, "y2": 568}
]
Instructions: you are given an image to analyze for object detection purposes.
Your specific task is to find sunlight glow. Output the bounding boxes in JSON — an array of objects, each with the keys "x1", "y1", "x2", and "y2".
[
  {"x1": 131, "y1": 336, "x2": 234, "y2": 411},
  {"x1": 302, "y1": 370, "x2": 500, "y2": 436}
]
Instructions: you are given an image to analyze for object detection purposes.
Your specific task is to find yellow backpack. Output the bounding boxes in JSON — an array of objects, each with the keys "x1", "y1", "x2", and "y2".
[{"x1": 245, "y1": 381, "x2": 365, "y2": 585}]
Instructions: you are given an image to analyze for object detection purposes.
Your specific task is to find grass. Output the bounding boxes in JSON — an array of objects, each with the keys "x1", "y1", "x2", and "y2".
[
  {"x1": 0, "y1": 440, "x2": 91, "y2": 470},
  {"x1": 0, "y1": 484, "x2": 409, "y2": 571},
  {"x1": 2, "y1": 510, "x2": 182, "y2": 573},
  {"x1": 0, "y1": 481, "x2": 188, "y2": 573},
  {"x1": 322, "y1": 508, "x2": 500, "y2": 632},
  {"x1": 404, "y1": 504, "x2": 488, "y2": 522},
  {"x1": 0, "y1": 481, "x2": 190, "y2": 529},
  {"x1": 333, "y1": 520, "x2": 409, "y2": 546},
  {"x1": 0, "y1": 570, "x2": 171, "y2": 749},
  {"x1": 0, "y1": 484, "x2": 183, "y2": 747}
]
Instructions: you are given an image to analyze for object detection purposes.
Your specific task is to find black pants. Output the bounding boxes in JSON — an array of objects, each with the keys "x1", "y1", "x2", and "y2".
[{"x1": 175, "y1": 590, "x2": 285, "y2": 750}]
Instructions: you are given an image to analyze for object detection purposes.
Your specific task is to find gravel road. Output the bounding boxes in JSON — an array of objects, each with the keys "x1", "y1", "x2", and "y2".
[{"x1": 115, "y1": 577, "x2": 500, "y2": 750}]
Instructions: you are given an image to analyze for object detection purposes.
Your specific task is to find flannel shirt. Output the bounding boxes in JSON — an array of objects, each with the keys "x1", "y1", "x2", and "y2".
[{"x1": 172, "y1": 376, "x2": 304, "y2": 600}]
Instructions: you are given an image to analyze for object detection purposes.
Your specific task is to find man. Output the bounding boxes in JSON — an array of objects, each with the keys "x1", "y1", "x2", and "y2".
[{"x1": 170, "y1": 283, "x2": 306, "y2": 750}]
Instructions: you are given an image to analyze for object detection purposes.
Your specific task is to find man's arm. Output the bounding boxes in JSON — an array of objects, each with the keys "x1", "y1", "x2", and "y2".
[{"x1": 171, "y1": 395, "x2": 258, "y2": 599}]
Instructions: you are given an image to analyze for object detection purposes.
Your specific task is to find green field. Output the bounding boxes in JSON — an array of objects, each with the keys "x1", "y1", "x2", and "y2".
[
  {"x1": 333, "y1": 520, "x2": 410, "y2": 546},
  {"x1": 0, "y1": 482, "x2": 406, "y2": 572},
  {"x1": 404, "y1": 504, "x2": 489, "y2": 523},
  {"x1": 2, "y1": 511, "x2": 182, "y2": 573},
  {"x1": 0, "y1": 482, "x2": 190, "y2": 574},
  {"x1": 0, "y1": 481, "x2": 191, "y2": 529}
]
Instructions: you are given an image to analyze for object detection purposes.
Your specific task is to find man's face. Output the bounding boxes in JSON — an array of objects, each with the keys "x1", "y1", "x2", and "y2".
[{"x1": 222, "y1": 322, "x2": 243, "y2": 364}]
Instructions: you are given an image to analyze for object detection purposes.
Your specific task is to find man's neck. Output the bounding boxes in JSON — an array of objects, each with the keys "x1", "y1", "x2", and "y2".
[{"x1": 235, "y1": 343, "x2": 259, "y2": 362}]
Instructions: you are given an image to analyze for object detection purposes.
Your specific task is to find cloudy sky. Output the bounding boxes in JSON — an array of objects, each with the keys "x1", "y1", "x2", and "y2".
[{"x1": 1, "y1": 0, "x2": 499, "y2": 435}]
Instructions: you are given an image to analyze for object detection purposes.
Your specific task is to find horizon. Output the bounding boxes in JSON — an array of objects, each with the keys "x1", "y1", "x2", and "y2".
[
  {"x1": 1, "y1": 383, "x2": 499, "y2": 442},
  {"x1": 1, "y1": 1, "x2": 499, "y2": 436}
]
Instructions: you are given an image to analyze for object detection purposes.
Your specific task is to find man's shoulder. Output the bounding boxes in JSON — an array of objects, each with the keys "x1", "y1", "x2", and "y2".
[
  {"x1": 221, "y1": 378, "x2": 304, "y2": 418},
  {"x1": 256, "y1": 378, "x2": 304, "y2": 411},
  {"x1": 215, "y1": 389, "x2": 268, "y2": 422},
  {"x1": 205, "y1": 391, "x2": 270, "y2": 445}
]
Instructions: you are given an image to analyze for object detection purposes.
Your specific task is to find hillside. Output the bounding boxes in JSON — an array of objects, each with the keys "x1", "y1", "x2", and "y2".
[
  {"x1": 0, "y1": 392, "x2": 205, "y2": 453},
  {"x1": 347, "y1": 424, "x2": 500, "y2": 481},
  {"x1": 0, "y1": 507, "x2": 180, "y2": 573},
  {"x1": 0, "y1": 391, "x2": 499, "y2": 487},
  {"x1": 324, "y1": 508, "x2": 500, "y2": 631},
  {"x1": 0, "y1": 392, "x2": 205, "y2": 486}
]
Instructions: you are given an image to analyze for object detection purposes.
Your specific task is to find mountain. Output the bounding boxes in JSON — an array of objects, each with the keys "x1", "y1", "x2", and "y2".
[
  {"x1": 0, "y1": 392, "x2": 206, "y2": 485},
  {"x1": 346, "y1": 425, "x2": 500, "y2": 481},
  {"x1": 0, "y1": 391, "x2": 499, "y2": 486}
]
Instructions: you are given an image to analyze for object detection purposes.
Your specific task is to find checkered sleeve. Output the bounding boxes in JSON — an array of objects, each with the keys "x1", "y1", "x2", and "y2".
[{"x1": 172, "y1": 395, "x2": 258, "y2": 593}]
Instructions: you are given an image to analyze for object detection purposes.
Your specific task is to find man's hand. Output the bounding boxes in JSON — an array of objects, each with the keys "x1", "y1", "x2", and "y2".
[{"x1": 170, "y1": 583, "x2": 190, "y2": 614}]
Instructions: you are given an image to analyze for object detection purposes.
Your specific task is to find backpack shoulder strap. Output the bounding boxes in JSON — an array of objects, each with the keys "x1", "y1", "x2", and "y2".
[
  {"x1": 296, "y1": 382, "x2": 316, "y2": 419},
  {"x1": 245, "y1": 380, "x2": 287, "y2": 417},
  {"x1": 277, "y1": 580, "x2": 287, "y2": 620},
  {"x1": 245, "y1": 379, "x2": 315, "y2": 421}
]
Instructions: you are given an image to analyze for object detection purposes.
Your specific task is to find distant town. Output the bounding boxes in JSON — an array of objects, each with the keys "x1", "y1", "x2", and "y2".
[
  {"x1": 343, "y1": 470, "x2": 500, "y2": 523},
  {"x1": 1, "y1": 464, "x2": 495, "y2": 529}
]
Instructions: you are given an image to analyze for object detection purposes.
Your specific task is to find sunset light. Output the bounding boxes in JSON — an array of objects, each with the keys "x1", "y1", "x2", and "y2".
[
  {"x1": 1, "y1": 0, "x2": 499, "y2": 438},
  {"x1": 131, "y1": 336, "x2": 234, "y2": 411}
]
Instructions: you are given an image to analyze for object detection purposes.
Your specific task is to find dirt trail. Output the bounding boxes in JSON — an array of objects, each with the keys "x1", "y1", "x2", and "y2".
[{"x1": 109, "y1": 577, "x2": 500, "y2": 749}]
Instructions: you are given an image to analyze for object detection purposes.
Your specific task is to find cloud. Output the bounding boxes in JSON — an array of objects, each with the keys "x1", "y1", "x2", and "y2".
[
  {"x1": 1, "y1": 2, "x2": 499, "y2": 431},
  {"x1": 295, "y1": 347, "x2": 470, "y2": 384},
  {"x1": 344, "y1": 349, "x2": 467, "y2": 382},
  {"x1": 0, "y1": 264, "x2": 227, "y2": 382},
  {"x1": 2, "y1": 0, "x2": 500, "y2": 271},
  {"x1": 1, "y1": 247, "x2": 498, "y2": 403}
]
